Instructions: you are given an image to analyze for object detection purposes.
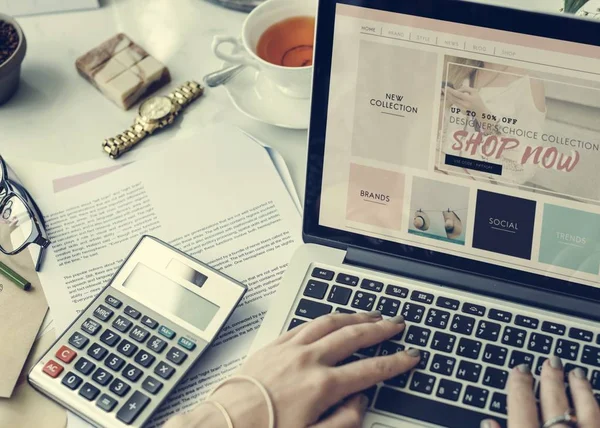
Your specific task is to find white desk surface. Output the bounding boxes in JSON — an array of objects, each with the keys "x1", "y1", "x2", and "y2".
[{"x1": 0, "y1": 0, "x2": 565, "y2": 206}]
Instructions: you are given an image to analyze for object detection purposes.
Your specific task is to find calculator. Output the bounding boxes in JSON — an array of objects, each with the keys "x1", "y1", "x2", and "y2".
[{"x1": 28, "y1": 236, "x2": 246, "y2": 427}]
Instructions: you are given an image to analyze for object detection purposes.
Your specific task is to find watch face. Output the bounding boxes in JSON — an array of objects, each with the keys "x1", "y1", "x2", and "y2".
[{"x1": 139, "y1": 96, "x2": 173, "y2": 120}]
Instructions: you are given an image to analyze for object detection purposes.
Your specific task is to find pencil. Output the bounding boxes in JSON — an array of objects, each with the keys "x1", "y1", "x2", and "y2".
[{"x1": 0, "y1": 261, "x2": 31, "y2": 291}]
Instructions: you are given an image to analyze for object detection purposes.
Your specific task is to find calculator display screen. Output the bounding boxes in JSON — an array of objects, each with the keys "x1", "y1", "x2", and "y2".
[{"x1": 125, "y1": 263, "x2": 219, "y2": 330}]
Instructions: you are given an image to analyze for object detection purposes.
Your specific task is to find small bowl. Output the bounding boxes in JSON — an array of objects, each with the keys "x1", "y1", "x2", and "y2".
[{"x1": 0, "y1": 13, "x2": 27, "y2": 105}]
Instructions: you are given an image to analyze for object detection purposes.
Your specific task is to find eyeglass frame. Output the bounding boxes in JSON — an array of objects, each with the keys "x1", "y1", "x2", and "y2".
[{"x1": 0, "y1": 156, "x2": 50, "y2": 271}]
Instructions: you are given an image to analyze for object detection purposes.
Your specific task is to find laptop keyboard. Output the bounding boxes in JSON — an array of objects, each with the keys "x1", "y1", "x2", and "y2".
[{"x1": 287, "y1": 266, "x2": 600, "y2": 428}]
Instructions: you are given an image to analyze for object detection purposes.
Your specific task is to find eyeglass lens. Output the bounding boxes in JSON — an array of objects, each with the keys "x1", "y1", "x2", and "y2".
[{"x1": 0, "y1": 195, "x2": 33, "y2": 253}]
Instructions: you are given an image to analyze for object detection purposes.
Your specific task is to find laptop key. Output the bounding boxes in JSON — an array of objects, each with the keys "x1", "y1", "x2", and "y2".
[
  {"x1": 311, "y1": 267, "x2": 334, "y2": 281},
  {"x1": 287, "y1": 318, "x2": 306, "y2": 330},
  {"x1": 295, "y1": 298, "x2": 332, "y2": 319},
  {"x1": 436, "y1": 296, "x2": 459, "y2": 311},
  {"x1": 385, "y1": 284, "x2": 408, "y2": 298},
  {"x1": 457, "y1": 360, "x2": 482, "y2": 382},
  {"x1": 416, "y1": 350, "x2": 431, "y2": 370},
  {"x1": 431, "y1": 331, "x2": 456, "y2": 353},
  {"x1": 384, "y1": 372, "x2": 410, "y2": 388},
  {"x1": 450, "y1": 314, "x2": 475, "y2": 336},
  {"x1": 425, "y1": 308, "x2": 450, "y2": 330},
  {"x1": 335, "y1": 273, "x2": 358, "y2": 286},
  {"x1": 436, "y1": 378, "x2": 462, "y2": 401},
  {"x1": 462, "y1": 302, "x2": 485, "y2": 317},
  {"x1": 483, "y1": 367, "x2": 508, "y2": 389},
  {"x1": 482, "y1": 344, "x2": 508, "y2": 367},
  {"x1": 376, "y1": 297, "x2": 400, "y2": 317},
  {"x1": 508, "y1": 350, "x2": 535, "y2": 368},
  {"x1": 582, "y1": 345, "x2": 600, "y2": 367},
  {"x1": 410, "y1": 290, "x2": 434, "y2": 305},
  {"x1": 409, "y1": 372, "x2": 436, "y2": 395},
  {"x1": 515, "y1": 315, "x2": 539, "y2": 329},
  {"x1": 405, "y1": 326, "x2": 431, "y2": 347},
  {"x1": 569, "y1": 327, "x2": 593, "y2": 343},
  {"x1": 375, "y1": 388, "x2": 506, "y2": 428},
  {"x1": 351, "y1": 292, "x2": 376, "y2": 311},
  {"x1": 591, "y1": 370, "x2": 600, "y2": 389},
  {"x1": 430, "y1": 354, "x2": 456, "y2": 376},
  {"x1": 476, "y1": 320, "x2": 501, "y2": 342},
  {"x1": 463, "y1": 385, "x2": 489, "y2": 409},
  {"x1": 360, "y1": 279, "x2": 383, "y2": 293},
  {"x1": 378, "y1": 341, "x2": 405, "y2": 356},
  {"x1": 335, "y1": 308, "x2": 355, "y2": 314},
  {"x1": 490, "y1": 392, "x2": 508, "y2": 414},
  {"x1": 542, "y1": 321, "x2": 566, "y2": 336},
  {"x1": 535, "y1": 356, "x2": 548, "y2": 376},
  {"x1": 304, "y1": 280, "x2": 328, "y2": 299},
  {"x1": 564, "y1": 364, "x2": 588, "y2": 382},
  {"x1": 327, "y1": 286, "x2": 352, "y2": 305},
  {"x1": 401, "y1": 302, "x2": 425, "y2": 323},
  {"x1": 502, "y1": 327, "x2": 527, "y2": 348},
  {"x1": 488, "y1": 309, "x2": 512, "y2": 323},
  {"x1": 357, "y1": 344, "x2": 379, "y2": 358},
  {"x1": 457, "y1": 338, "x2": 482, "y2": 360},
  {"x1": 555, "y1": 339, "x2": 580, "y2": 361},
  {"x1": 528, "y1": 333, "x2": 553, "y2": 355}
]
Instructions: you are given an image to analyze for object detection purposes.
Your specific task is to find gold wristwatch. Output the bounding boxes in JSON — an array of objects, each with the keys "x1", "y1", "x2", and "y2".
[{"x1": 102, "y1": 81, "x2": 204, "y2": 159}]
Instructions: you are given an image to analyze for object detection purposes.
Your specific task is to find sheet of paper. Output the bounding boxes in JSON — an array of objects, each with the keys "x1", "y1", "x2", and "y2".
[
  {"x1": 0, "y1": 0, "x2": 99, "y2": 16},
  {"x1": 34, "y1": 125, "x2": 301, "y2": 426}
]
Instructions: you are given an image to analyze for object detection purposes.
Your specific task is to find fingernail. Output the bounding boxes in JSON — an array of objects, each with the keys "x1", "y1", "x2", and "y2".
[
  {"x1": 549, "y1": 356, "x2": 563, "y2": 370},
  {"x1": 406, "y1": 348, "x2": 420, "y2": 358},
  {"x1": 366, "y1": 310, "x2": 382, "y2": 318},
  {"x1": 389, "y1": 315, "x2": 405, "y2": 324},
  {"x1": 359, "y1": 394, "x2": 369, "y2": 410},
  {"x1": 573, "y1": 368, "x2": 586, "y2": 379},
  {"x1": 517, "y1": 364, "x2": 531, "y2": 374},
  {"x1": 480, "y1": 420, "x2": 492, "y2": 428}
]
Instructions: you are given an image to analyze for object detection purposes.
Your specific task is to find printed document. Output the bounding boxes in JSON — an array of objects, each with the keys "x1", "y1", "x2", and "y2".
[{"x1": 35, "y1": 125, "x2": 301, "y2": 426}]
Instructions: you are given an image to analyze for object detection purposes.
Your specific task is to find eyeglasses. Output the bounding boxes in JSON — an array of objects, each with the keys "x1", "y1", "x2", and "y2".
[{"x1": 0, "y1": 156, "x2": 50, "y2": 271}]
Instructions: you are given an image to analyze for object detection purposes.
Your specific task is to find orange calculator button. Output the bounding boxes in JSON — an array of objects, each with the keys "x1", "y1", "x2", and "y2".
[
  {"x1": 56, "y1": 345, "x2": 77, "y2": 363},
  {"x1": 42, "y1": 360, "x2": 64, "y2": 378}
]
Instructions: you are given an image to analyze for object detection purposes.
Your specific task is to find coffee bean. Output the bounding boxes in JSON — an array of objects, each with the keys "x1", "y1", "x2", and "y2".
[{"x1": 0, "y1": 20, "x2": 20, "y2": 65}]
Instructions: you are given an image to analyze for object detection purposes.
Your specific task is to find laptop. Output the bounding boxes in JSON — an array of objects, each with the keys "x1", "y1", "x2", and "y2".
[{"x1": 251, "y1": 1, "x2": 600, "y2": 426}]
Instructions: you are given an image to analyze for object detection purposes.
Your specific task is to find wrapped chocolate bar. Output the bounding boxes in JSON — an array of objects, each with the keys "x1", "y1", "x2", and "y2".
[{"x1": 76, "y1": 33, "x2": 171, "y2": 110}]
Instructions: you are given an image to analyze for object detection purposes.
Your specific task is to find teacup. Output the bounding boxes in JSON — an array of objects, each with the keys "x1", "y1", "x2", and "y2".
[{"x1": 211, "y1": 0, "x2": 315, "y2": 99}]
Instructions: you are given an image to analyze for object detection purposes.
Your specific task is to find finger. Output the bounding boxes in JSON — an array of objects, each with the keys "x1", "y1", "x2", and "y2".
[
  {"x1": 540, "y1": 357, "x2": 570, "y2": 427},
  {"x1": 331, "y1": 348, "x2": 420, "y2": 395},
  {"x1": 480, "y1": 419, "x2": 502, "y2": 428},
  {"x1": 569, "y1": 368, "x2": 600, "y2": 428},
  {"x1": 507, "y1": 364, "x2": 538, "y2": 428},
  {"x1": 310, "y1": 394, "x2": 368, "y2": 428},
  {"x1": 290, "y1": 311, "x2": 383, "y2": 346},
  {"x1": 314, "y1": 316, "x2": 406, "y2": 364}
]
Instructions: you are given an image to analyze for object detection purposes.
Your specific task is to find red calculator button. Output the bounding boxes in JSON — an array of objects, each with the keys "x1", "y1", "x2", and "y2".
[
  {"x1": 56, "y1": 345, "x2": 77, "y2": 363},
  {"x1": 42, "y1": 360, "x2": 64, "y2": 378}
]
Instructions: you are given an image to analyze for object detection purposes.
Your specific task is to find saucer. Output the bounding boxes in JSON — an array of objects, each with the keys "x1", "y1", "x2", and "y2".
[{"x1": 222, "y1": 62, "x2": 310, "y2": 129}]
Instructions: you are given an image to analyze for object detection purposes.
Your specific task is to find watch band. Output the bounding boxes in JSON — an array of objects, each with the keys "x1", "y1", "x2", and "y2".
[
  {"x1": 102, "y1": 123, "x2": 148, "y2": 159},
  {"x1": 168, "y1": 81, "x2": 204, "y2": 108}
]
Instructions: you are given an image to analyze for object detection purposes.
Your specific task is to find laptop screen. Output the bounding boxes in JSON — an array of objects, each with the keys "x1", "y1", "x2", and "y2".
[{"x1": 313, "y1": 1, "x2": 600, "y2": 294}]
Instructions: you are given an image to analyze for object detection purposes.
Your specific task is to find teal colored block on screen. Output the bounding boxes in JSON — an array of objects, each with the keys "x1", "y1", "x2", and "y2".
[{"x1": 539, "y1": 204, "x2": 600, "y2": 275}]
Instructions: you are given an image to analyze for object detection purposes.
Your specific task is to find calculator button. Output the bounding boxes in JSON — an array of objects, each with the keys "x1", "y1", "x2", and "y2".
[
  {"x1": 178, "y1": 337, "x2": 196, "y2": 351},
  {"x1": 154, "y1": 361, "x2": 175, "y2": 379},
  {"x1": 117, "y1": 340, "x2": 138, "y2": 357},
  {"x1": 42, "y1": 360, "x2": 64, "y2": 378},
  {"x1": 105, "y1": 354, "x2": 126, "y2": 372},
  {"x1": 166, "y1": 347, "x2": 188, "y2": 365},
  {"x1": 109, "y1": 378, "x2": 131, "y2": 397},
  {"x1": 62, "y1": 372, "x2": 83, "y2": 391},
  {"x1": 158, "y1": 325, "x2": 176, "y2": 340},
  {"x1": 93, "y1": 305, "x2": 114, "y2": 322},
  {"x1": 55, "y1": 345, "x2": 77, "y2": 364},
  {"x1": 100, "y1": 329, "x2": 121, "y2": 347},
  {"x1": 87, "y1": 343, "x2": 108, "y2": 361},
  {"x1": 116, "y1": 391, "x2": 151, "y2": 425},
  {"x1": 97, "y1": 394, "x2": 118, "y2": 412},
  {"x1": 130, "y1": 326, "x2": 150, "y2": 343},
  {"x1": 79, "y1": 383, "x2": 100, "y2": 401},
  {"x1": 81, "y1": 318, "x2": 102, "y2": 336},
  {"x1": 112, "y1": 316, "x2": 133, "y2": 333},
  {"x1": 124, "y1": 306, "x2": 141, "y2": 320},
  {"x1": 92, "y1": 367, "x2": 113, "y2": 386},
  {"x1": 123, "y1": 364, "x2": 144, "y2": 382},
  {"x1": 105, "y1": 295, "x2": 122, "y2": 309},
  {"x1": 134, "y1": 349, "x2": 156, "y2": 368},
  {"x1": 141, "y1": 315, "x2": 158, "y2": 329},
  {"x1": 142, "y1": 376, "x2": 163, "y2": 395},
  {"x1": 68, "y1": 332, "x2": 89, "y2": 350},
  {"x1": 148, "y1": 336, "x2": 167, "y2": 353},
  {"x1": 74, "y1": 358, "x2": 96, "y2": 375}
]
